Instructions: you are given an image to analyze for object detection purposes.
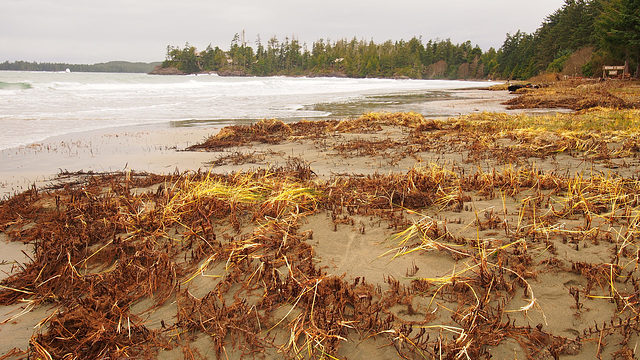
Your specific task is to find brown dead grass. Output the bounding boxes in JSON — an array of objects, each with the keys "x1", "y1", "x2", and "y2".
[
  {"x1": 505, "y1": 79, "x2": 640, "y2": 110},
  {"x1": 3, "y1": 109, "x2": 640, "y2": 359}
]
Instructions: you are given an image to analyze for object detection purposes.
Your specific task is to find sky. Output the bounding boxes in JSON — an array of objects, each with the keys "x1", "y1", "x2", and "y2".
[{"x1": 1, "y1": 0, "x2": 567, "y2": 64}]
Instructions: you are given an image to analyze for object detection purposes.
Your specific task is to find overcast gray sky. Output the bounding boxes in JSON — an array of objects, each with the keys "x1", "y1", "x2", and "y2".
[{"x1": 2, "y1": 0, "x2": 566, "y2": 64}]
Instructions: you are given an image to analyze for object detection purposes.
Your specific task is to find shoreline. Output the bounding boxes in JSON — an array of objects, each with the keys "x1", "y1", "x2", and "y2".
[
  {"x1": 0, "y1": 123, "x2": 217, "y2": 198},
  {"x1": 0, "y1": 87, "x2": 539, "y2": 199}
]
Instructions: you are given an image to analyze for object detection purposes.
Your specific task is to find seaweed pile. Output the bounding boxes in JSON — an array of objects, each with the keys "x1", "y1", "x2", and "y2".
[
  {"x1": 2, "y1": 111, "x2": 640, "y2": 359},
  {"x1": 504, "y1": 79, "x2": 640, "y2": 111},
  {"x1": 195, "y1": 109, "x2": 640, "y2": 171}
]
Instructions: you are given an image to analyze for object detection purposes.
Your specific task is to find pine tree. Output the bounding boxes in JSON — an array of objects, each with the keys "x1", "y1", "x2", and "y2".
[{"x1": 596, "y1": 0, "x2": 640, "y2": 76}]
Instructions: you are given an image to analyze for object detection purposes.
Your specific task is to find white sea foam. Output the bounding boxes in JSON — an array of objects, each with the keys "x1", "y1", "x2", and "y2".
[{"x1": 0, "y1": 71, "x2": 494, "y2": 150}]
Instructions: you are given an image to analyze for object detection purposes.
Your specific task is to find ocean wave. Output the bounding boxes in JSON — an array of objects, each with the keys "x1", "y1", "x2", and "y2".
[
  {"x1": 0, "y1": 72, "x2": 496, "y2": 150},
  {"x1": 0, "y1": 81, "x2": 32, "y2": 90}
]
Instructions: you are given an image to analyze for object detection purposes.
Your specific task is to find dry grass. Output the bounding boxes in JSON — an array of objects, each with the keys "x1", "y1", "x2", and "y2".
[
  {"x1": 505, "y1": 79, "x2": 640, "y2": 110},
  {"x1": 2, "y1": 108, "x2": 640, "y2": 358}
]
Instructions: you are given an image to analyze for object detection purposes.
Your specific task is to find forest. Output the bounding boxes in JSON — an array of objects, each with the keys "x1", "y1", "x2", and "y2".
[{"x1": 160, "y1": 0, "x2": 639, "y2": 80}]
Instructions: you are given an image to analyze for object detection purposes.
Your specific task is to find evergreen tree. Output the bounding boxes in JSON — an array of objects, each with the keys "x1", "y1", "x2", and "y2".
[
  {"x1": 596, "y1": 0, "x2": 640, "y2": 76},
  {"x1": 497, "y1": 31, "x2": 536, "y2": 79}
]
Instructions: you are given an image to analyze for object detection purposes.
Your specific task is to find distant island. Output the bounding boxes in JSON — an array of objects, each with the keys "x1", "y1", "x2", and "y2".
[{"x1": 0, "y1": 61, "x2": 161, "y2": 73}]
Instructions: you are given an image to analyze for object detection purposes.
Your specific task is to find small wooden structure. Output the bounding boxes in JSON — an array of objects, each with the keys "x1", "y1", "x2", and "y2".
[{"x1": 603, "y1": 61, "x2": 630, "y2": 79}]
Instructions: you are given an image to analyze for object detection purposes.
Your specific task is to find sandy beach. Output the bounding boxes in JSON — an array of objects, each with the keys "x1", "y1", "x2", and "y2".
[{"x1": 2, "y1": 85, "x2": 639, "y2": 359}]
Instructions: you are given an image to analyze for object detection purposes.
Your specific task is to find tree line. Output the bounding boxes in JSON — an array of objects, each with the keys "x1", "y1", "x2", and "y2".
[
  {"x1": 162, "y1": 36, "x2": 493, "y2": 79},
  {"x1": 161, "y1": 0, "x2": 639, "y2": 80}
]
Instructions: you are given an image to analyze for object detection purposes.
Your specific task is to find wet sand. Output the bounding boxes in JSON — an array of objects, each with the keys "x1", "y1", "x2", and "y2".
[{"x1": 0, "y1": 125, "x2": 217, "y2": 198}]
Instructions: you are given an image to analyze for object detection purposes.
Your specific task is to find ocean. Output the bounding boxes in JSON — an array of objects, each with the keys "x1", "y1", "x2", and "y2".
[{"x1": 0, "y1": 71, "x2": 494, "y2": 150}]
